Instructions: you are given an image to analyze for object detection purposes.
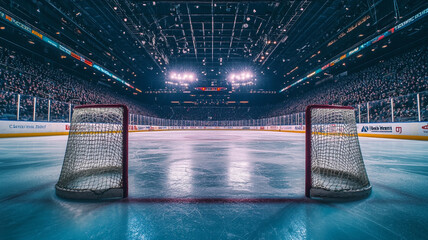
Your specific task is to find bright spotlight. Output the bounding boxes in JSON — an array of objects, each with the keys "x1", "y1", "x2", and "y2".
[
  {"x1": 168, "y1": 71, "x2": 197, "y2": 82},
  {"x1": 228, "y1": 71, "x2": 254, "y2": 82}
]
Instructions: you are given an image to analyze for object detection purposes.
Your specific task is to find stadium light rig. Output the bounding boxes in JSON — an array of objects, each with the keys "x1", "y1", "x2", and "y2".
[
  {"x1": 169, "y1": 72, "x2": 197, "y2": 82},
  {"x1": 166, "y1": 71, "x2": 197, "y2": 87},
  {"x1": 228, "y1": 71, "x2": 255, "y2": 86}
]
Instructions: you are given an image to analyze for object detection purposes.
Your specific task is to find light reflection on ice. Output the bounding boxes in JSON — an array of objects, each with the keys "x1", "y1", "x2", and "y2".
[
  {"x1": 166, "y1": 142, "x2": 193, "y2": 196},
  {"x1": 228, "y1": 143, "x2": 252, "y2": 191}
]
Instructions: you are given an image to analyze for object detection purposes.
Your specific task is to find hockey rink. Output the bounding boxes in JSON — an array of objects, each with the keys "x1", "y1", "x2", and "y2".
[{"x1": 0, "y1": 130, "x2": 427, "y2": 239}]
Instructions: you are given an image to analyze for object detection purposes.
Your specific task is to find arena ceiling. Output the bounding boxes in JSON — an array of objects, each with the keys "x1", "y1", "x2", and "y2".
[
  {"x1": 65, "y1": 0, "x2": 352, "y2": 87},
  {"x1": 1, "y1": 0, "x2": 426, "y2": 92}
]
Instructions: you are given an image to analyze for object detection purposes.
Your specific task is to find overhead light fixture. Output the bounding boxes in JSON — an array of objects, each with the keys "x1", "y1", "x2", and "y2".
[
  {"x1": 228, "y1": 71, "x2": 254, "y2": 82},
  {"x1": 169, "y1": 72, "x2": 197, "y2": 82}
]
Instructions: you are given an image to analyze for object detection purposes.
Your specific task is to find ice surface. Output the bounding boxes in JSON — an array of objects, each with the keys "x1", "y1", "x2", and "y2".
[{"x1": 0, "y1": 130, "x2": 427, "y2": 239}]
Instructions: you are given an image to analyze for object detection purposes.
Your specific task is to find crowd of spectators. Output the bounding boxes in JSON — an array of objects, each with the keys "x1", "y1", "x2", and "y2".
[
  {"x1": 0, "y1": 46, "x2": 155, "y2": 121},
  {"x1": 256, "y1": 46, "x2": 428, "y2": 122},
  {"x1": 0, "y1": 44, "x2": 427, "y2": 123},
  {"x1": 155, "y1": 46, "x2": 427, "y2": 122},
  {"x1": 168, "y1": 106, "x2": 252, "y2": 121}
]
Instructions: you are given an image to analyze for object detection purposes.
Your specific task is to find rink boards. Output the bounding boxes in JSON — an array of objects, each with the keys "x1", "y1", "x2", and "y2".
[{"x1": 0, "y1": 120, "x2": 427, "y2": 140}]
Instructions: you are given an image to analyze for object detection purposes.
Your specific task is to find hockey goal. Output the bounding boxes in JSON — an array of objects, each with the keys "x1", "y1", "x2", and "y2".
[
  {"x1": 55, "y1": 105, "x2": 128, "y2": 199},
  {"x1": 305, "y1": 105, "x2": 371, "y2": 199}
]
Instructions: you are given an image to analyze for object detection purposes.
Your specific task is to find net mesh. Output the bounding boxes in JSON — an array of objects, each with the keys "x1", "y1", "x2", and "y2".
[
  {"x1": 56, "y1": 106, "x2": 126, "y2": 199},
  {"x1": 309, "y1": 107, "x2": 371, "y2": 198}
]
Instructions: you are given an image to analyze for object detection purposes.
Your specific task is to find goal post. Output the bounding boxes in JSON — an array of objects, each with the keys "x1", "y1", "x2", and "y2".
[
  {"x1": 305, "y1": 105, "x2": 371, "y2": 199},
  {"x1": 55, "y1": 104, "x2": 128, "y2": 199}
]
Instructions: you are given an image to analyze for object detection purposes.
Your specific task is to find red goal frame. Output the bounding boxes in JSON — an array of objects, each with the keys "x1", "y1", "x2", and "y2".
[
  {"x1": 57, "y1": 104, "x2": 129, "y2": 199},
  {"x1": 305, "y1": 105, "x2": 354, "y2": 198}
]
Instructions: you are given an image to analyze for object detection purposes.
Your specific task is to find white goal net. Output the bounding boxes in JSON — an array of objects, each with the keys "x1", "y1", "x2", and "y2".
[
  {"x1": 305, "y1": 105, "x2": 371, "y2": 198},
  {"x1": 55, "y1": 105, "x2": 128, "y2": 199}
]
